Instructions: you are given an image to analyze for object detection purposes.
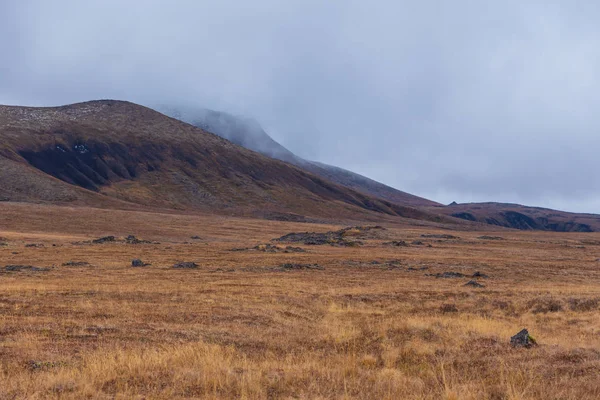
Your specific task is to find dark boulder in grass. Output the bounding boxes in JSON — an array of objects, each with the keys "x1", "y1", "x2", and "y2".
[
  {"x1": 132, "y1": 259, "x2": 147, "y2": 267},
  {"x1": 510, "y1": 329, "x2": 537, "y2": 348}
]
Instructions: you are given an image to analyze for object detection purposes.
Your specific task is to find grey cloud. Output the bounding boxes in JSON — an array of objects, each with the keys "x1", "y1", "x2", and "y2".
[{"x1": 1, "y1": 1, "x2": 599, "y2": 212}]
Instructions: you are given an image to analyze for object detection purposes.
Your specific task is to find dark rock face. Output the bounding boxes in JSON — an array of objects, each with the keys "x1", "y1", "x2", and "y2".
[
  {"x1": 510, "y1": 329, "x2": 537, "y2": 348},
  {"x1": 173, "y1": 262, "x2": 198, "y2": 269},
  {"x1": 452, "y1": 212, "x2": 476, "y2": 221}
]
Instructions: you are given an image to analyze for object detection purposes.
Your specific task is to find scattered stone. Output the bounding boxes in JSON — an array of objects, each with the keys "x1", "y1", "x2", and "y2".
[
  {"x1": 510, "y1": 329, "x2": 537, "y2": 348},
  {"x1": 92, "y1": 236, "x2": 116, "y2": 244},
  {"x1": 125, "y1": 235, "x2": 151, "y2": 244},
  {"x1": 383, "y1": 240, "x2": 408, "y2": 247},
  {"x1": 274, "y1": 226, "x2": 383, "y2": 247},
  {"x1": 131, "y1": 259, "x2": 148, "y2": 267},
  {"x1": 279, "y1": 263, "x2": 324, "y2": 271},
  {"x1": 427, "y1": 271, "x2": 465, "y2": 278},
  {"x1": 411, "y1": 240, "x2": 425, "y2": 245},
  {"x1": 62, "y1": 261, "x2": 91, "y2": 267},
  {"x1": 173, "y1": 262, "x2": 198, "y2": 269},
  {"x1": 464, "y1": 280, "x2": 485, "y2": 288},
  {"x1": 231, "y1": 244, "x2": 306, "y2": 253},
  {"x1": 5, "y1": 265, "x2": 50, "y2": 272},
  {"x1": 472, "y1": 271, "x2": 489, "y2": 279},
  {"x1": 478, "y1": 236, "x2": 504, "y2": 240},
  {"x1": 24, "y1": 243, "x2": 44, "y2": 248},
  {"x1": 421, "y1": 234, "x2": 460, "y2": 239}
]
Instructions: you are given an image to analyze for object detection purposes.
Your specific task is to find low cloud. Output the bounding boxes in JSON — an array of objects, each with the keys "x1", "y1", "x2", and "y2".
[{"x1": 1, "y1": 1, "x2": 598, "y2": 212}]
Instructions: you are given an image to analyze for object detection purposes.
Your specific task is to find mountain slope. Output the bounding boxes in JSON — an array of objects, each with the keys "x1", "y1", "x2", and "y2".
[
  {"x1": 158, "y1": 106, "x2": 438, "y2": 207},
  {"x1": 427, "y1": 202, "x2": 600, "y2": 232},
  {"x1": 0, "y1": 100, "x2": 451, "y2": 223}
]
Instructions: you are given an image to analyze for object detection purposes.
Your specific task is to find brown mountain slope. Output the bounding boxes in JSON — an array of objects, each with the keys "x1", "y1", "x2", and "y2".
[
  {"x1": 0, "y1": 100, "x2": 451, "y2": 223},
  {"x1": 427, "y1": 202, "x2": 600, "y2": 232},
  {"x1": 158, "y1": 106, "x2": 438, "y2": 207}
]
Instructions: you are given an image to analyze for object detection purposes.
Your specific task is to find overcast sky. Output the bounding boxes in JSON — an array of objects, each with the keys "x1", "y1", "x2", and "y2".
[{"x1": 1, "y1": 1, "x2": 599, "y2": 213}]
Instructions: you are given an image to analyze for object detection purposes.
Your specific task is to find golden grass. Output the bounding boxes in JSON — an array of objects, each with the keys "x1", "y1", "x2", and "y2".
[{"x1": 1, "y1": 202, "x2": 600, "y2": 399}]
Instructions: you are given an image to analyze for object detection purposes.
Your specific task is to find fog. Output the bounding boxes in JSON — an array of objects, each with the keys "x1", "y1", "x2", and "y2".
[{"x1": 1, "y1": 1, "x2": 599, "y2": 212}]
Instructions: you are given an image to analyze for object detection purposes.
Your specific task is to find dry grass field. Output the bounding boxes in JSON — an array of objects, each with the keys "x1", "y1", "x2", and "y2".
[{"x1": 1, "y1": 202, "x2": 600, "y2": 399}]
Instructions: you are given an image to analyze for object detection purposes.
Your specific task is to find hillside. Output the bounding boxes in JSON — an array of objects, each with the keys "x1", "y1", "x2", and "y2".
[
  {"x1": 428, "y1": 202, "x2": 600, "y2": 232},
  {"x1": 158, "y1": 106, "x2": 438, "y2": 207},
  {"x1": 0, "y1": 100, "x2": 451, "y2": 224}
]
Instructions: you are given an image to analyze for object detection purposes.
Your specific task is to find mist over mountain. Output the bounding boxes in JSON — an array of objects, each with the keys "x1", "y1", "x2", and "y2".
[{"x1": 158, "y1": 106, "x2": 439, "y2": 207}]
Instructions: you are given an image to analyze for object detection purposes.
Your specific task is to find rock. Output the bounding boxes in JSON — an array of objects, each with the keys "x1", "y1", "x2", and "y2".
[
  {"x1": 131, "y1": 259, "x2": 146, "y2": 267},
  {"x1": 279, "y1": 263, "x2": 324, "y2": 271},
  {"x1": 427, "y1": 271, "x2": 465, "y2": 278},
  {"x1": 173, "y1": 262, "x2": 198, "y2": 269},
  {"x1": 24, "y1": 243, "x2": 44, "y2": 248},
  {"x1": 464, "y1": 280, "x2": 485, "y2": 288},
  {"x1": 125, "y1": 235, "x2": 151, "y2": 244},
  {"x1": 411, "y1": 240, "x2": 425, "y2": 245},
  {"x1": 273, "y1": 226, "x2": 382, "y2": 247},
  {"x1": 421, "y1": 234, "x2": 459, "y2": 239},
  {"x1": 92, "y1": 236, "x2": 116, "y2": 244},
  {"x1": 510, "y1": 329, "x2": 537, "y2": 348},
  {"x1": 62, "y1": 261, "x2": 91, "y2": 267},
  {"x1": 5, "y1": 265, "x2": 49, "y2": 272},
  {"x1": 478, "y1": 236, "x2": 504, "y2": 240},
  {"x1": 472, "y1": 271, "x2": 489, "y2": 278},
  {"x1": 383, "y1": 240, "x2": 408, "y2": 247},
  {"x1": 190, "y1": 236, "x2": 202, "y2": 239}
]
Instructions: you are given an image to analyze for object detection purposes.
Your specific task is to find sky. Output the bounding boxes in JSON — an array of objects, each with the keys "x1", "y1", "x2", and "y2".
[{"x1": 1, "y1": 1, "x2": 599, "y2": 213}]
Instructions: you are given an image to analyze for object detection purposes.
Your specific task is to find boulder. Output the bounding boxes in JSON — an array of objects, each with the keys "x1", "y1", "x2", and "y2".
[{"x1": 510, "y1": 329, "x2": 537, "y2": 348}]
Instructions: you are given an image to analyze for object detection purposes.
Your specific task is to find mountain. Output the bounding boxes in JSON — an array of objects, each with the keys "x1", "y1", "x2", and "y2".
[
  {"x1": 0, "y1": 100, "x2": 452, "y2": 224},
  {"x1": 158, "y1": 106, "x2": 438, "y2": 207},
  {"x1": 428, "y1": 202, "x2": 600, "y2": 232},
  {"x1": 158, "y1": 106, "x2": 600, "y2": 232}
]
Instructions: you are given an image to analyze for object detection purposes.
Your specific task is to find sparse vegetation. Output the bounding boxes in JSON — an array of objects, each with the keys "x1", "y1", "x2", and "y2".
[{"x1": 0, "y1": 202, "x2": 600, "y2": 399}]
